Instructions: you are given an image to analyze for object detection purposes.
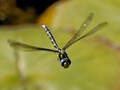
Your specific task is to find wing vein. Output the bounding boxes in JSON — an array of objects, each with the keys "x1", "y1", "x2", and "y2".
[
  {"x1": 63, "y1": 13, "x2": 94, "y2": 50},
  {"x1": 8, "y1": 40, "x2": 58, "y2": 53}
]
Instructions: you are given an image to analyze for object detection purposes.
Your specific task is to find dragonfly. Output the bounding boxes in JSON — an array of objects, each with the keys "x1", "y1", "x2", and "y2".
[{"x1": 8, "y1": 13, "x2": 107, "y2": 69}]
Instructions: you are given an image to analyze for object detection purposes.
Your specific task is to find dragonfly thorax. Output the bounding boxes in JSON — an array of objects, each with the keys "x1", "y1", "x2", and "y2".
[{"x1": 58, "y1": 52, "x2": 71, "y2": 68}]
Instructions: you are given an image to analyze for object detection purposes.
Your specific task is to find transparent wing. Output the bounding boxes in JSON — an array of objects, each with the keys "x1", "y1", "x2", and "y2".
[
  {"x1": 63, "y1": 22, "x2": 108, "y2": 50},
  {"x1": 8, "y1": 40, "x2": 58, "y2": 53},
  {"x1": 62, "y1": 13, "x2": 94, "y2": 50}
]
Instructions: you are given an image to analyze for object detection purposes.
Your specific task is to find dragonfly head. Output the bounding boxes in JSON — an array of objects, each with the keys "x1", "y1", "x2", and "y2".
[
  {"x1": 60, "y1": 58, "x2": 71, "y2": 68},
  {"x1": 58, "y1": 51, "x2": 71, "y2": 68}
]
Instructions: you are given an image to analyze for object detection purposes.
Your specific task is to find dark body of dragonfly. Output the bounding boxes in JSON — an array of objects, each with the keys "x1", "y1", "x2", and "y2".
[{"x1": 8, "y1": 13, "x2": 107, "y2": 68}]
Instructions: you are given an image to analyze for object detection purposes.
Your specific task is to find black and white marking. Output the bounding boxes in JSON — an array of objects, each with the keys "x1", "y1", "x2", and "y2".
[{"x1": 42, "y1": 25, "x2": 59, "y2": 50}]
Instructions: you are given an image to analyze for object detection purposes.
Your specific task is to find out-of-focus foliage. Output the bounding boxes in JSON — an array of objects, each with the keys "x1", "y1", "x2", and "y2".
[
  {"x1": 37, "y1": 0, "x2": 69, "y2": 26},
  {"x1": 0, "y1": 0, "x2": 58, "y2": 25},
  {"x1": 0, "y1": 0, "x2": 36, "y2": 25},
  {"x1": 0, "y1": 0, "x2": 120, "y2": 90}
]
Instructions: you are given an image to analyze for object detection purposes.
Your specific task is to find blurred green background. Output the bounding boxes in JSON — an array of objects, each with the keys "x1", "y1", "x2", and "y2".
[{"x1": 0, "y1": 0, "x2": 120, "y2": 90}]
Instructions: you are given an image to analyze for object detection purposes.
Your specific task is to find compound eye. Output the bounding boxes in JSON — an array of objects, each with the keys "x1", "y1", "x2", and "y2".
[
  {"x1": 63, "y1": 61, "x2": 70, "y2": 68},
  {"x1": 60, "y1": 58, "x2": 71, "y2": 68}
]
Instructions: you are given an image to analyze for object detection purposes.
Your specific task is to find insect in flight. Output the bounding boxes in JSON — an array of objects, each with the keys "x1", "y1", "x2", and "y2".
[{"x1": 8, "y1": 13, "x2": 107, "y2": 69}]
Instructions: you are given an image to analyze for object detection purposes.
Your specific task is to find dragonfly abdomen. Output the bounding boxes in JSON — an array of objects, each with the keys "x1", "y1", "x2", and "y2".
[{"x1": 42, "y1": 25, "x2": 59, "y2": 49}]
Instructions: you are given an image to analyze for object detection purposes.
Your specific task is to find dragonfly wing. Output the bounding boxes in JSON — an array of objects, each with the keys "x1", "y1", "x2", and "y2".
[
  {"x1": 63, "y1": 22, "x2": 108, "y2": 49},
  {"x1": 63, "y1": 13, "x2": 94, "y2": 50},
  {"x1": 8, "y1": 40, "x2": 58, "y2": 53}
]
